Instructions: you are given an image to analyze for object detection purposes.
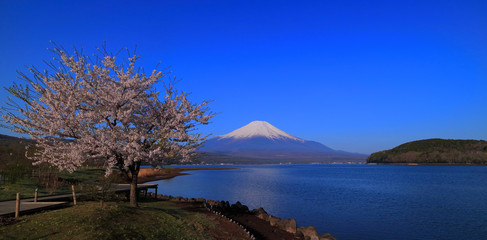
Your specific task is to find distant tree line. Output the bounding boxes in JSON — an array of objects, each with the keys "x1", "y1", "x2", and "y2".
[
  {"x1": 0, "y1": 135, "x2": 117, "y2": 190},
  {"x1": 0, "y1": 135, "x2": 34, "y2": 184},
  {"x1": 367, "y1": 139, "x2": 487, "y2": 164},
  {"x1": 0, "y1": 135, "x2": 67, "y2": 189}
]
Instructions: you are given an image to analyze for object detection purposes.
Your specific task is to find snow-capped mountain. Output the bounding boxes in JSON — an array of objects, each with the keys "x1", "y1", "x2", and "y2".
[
  {"x1": 199, "y1": 121, "x2": 365, "y2": 164},
  {"x1": 219, "y1": 120, "x2": 303, "y2": 141}
]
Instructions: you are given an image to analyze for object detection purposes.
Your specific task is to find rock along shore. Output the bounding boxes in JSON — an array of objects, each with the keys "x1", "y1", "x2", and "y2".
[{"x1": 157, "y1": 194, "x2": 337, "y2": 240}]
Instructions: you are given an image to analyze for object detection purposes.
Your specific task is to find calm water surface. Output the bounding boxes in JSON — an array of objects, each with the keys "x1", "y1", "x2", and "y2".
[{"x1": 147, "y1": 165, "x2": 487, "y2": 240}]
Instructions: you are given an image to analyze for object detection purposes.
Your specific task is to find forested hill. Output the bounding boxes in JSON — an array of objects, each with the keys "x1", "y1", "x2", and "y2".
[{"x1": 367, "y1": 139, "x2": 487, "y2": 164}]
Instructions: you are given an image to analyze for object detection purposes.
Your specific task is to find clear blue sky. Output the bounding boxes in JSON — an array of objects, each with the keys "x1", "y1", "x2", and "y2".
[{"x1": 1, "y1": 0, "x2": 486, "y2": 154}]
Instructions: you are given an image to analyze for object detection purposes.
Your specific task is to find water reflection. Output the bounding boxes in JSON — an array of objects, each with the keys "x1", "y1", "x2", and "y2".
[{"x1": 147, "y1": 164, "x2": 487, "y2": 240}]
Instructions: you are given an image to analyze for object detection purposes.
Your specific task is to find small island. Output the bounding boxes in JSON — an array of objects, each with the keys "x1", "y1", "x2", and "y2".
[{"x1": 367, "y1": 139, "x2": 487, "y2": 165}]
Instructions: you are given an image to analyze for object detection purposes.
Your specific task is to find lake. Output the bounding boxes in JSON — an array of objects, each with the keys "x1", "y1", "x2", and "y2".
[{"x1": 147, "y1": 164, "x2": 487, "y2": 240}]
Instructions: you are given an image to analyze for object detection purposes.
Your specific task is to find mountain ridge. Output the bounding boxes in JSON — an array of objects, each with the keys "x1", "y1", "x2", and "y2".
[
  {"x1": 199, "y1": 121, "x2": 366, "y2": 164},
  {"x1": 366, "y1": 138, "x2": 487, "y2": 164}
]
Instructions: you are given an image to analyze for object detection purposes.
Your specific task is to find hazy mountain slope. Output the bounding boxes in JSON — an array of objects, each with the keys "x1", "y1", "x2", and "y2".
[{"x1": 203, "y1": 136, "x2": 335, "y2": 153}]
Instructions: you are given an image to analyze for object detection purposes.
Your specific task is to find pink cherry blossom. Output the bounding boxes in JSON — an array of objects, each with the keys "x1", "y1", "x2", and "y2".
[{"x1": 2, "y1": 45, "x2": 214, "y2": 206}]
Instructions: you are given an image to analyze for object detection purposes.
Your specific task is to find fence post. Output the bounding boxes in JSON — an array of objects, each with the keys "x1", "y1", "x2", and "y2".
[
  {"x1": 34, "y1": 188, "x2": 38, "y2": 203},
  {"x1": 15, "y1": 193, "x2": 20, "y2": 218},
  {"x1": 71, "y1": 185, "x2": 77, "y2": 205}
]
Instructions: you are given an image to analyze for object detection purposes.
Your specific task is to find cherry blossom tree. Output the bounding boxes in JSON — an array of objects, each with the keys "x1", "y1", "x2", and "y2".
[{"x1": 2, "y1": 44, "x2": 213, "y2": 206}]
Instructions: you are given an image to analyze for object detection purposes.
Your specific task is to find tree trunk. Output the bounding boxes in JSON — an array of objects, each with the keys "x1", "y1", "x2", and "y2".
[
  {"x1": 129, "y1": 171, "x2": 138, "y2": 207},
  {"x1": 129, "y1": 162, "x2": 141, "y2": 207}
]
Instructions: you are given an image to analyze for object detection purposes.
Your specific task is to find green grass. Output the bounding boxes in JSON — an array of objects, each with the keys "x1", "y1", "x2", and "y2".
[
  {"x1": 0, "y1": 201, "x2": 214, "y2": 240},
  {"x1": 58, "y1": 168, "x2": 106, "y2": 183},
  {"x1": 0, "y1": 178, "x2": 55, "y2": 201}
]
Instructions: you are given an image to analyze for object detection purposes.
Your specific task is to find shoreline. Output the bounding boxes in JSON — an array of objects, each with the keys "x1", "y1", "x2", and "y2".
[
  {"x1": 136, "y1": 167, "x2": 337, "y2": 240},
  {"x1": 161, "y1": 195, "x2": 337, "y2": 240},
  {"x1": 366, "y1": 162, "x2": 487, "y2": 165},
  {"x1": 137, "y1": 167, "x2": 236, "y2": 184}
]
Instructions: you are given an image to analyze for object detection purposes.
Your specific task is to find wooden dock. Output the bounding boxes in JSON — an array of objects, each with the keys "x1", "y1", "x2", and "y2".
[
  {"x1": 115, "y1": 184, "x2": 158, "y2": 196},
  {"x1": 0, "y1": 184, "x2": 158, "y2": 218}
]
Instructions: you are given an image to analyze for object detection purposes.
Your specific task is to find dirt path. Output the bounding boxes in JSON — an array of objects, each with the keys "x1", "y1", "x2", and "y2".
[
  {"x1": 175, "y1": 201, "x2": 300, "y2": 240},
  {"x1": 172, "y1": 201, "x2": 252, "y2": 240},
  {"x1": 231, "y1": 214, "x2": 299, "y2": 240}
]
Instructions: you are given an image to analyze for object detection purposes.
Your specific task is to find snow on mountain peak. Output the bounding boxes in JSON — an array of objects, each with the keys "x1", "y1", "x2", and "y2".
[{"x1": 219, "y1": 121, "x2": 303, "y2": 141}]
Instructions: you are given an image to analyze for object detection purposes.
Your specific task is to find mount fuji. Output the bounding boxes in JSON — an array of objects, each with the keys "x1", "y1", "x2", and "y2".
[{"x1": 199, "y1": 121, "x2": 366, "y2": 164}]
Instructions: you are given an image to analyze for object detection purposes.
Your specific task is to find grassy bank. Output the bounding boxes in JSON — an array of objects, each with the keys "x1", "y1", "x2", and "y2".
[{"x1": 0, "y1": 200, "x2": 248, "y2": 240}]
